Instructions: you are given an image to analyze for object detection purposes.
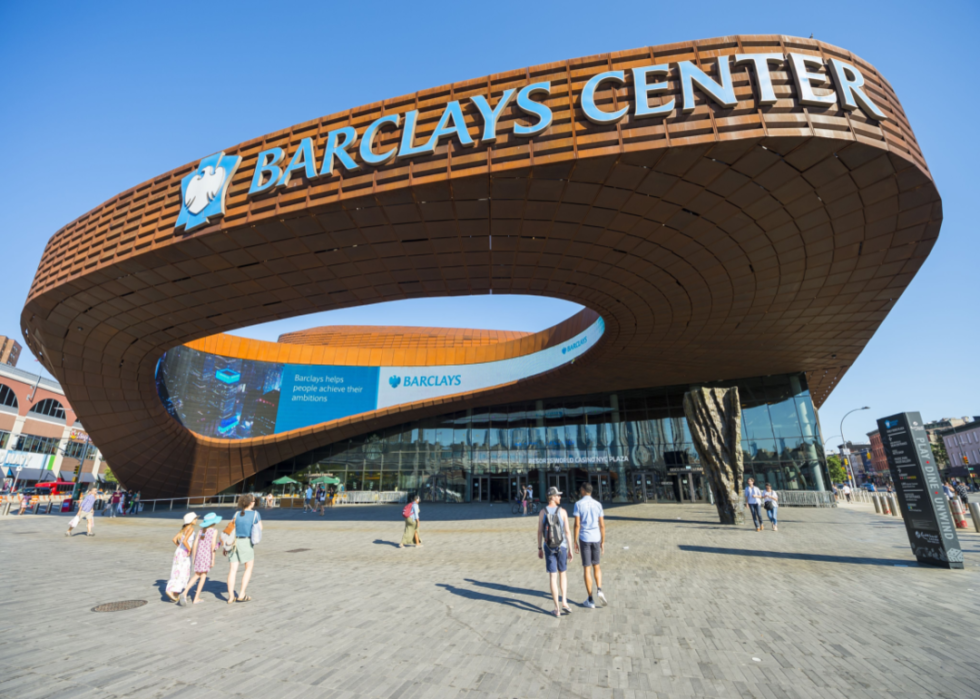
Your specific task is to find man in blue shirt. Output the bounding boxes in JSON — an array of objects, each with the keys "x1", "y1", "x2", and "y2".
[
  {"x1": 66, "y1": 487, "x2": 97, "y2": 537},
  {"x1": 573, "y1": 483, "x2": 607, "y2": 608}
]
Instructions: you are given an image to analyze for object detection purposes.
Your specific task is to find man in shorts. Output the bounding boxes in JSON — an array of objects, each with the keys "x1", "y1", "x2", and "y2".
[
  {"x1": 66, "y1": 487, "x2": 97, "y2": 537},
  {"x1": 573, "y1": 483, "x2": 607, "y2": 608},
  {"x1": 538, "y1": 486, "x2": 574, "y2": 618}
]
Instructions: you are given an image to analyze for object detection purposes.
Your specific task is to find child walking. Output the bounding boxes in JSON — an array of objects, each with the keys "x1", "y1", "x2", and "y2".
[
  {"x1": 165, "y1": 512, "x2": 198, "y2": 603},
  {"x1": 183, "y1": 512, "x2": 222, "y2": 604}
]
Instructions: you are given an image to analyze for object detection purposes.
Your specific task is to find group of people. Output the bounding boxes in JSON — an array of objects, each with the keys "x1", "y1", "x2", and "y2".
[
  {"x1": 535, "y1": 483, "x2": 608, "y2": 618},
  {"x1": 302, "y1": 484, "x2": 338, "y2": 514},
  {"x1": 743, "y1": 478, "x2": 779, "y2": 531},
  {"x1": 164, "y1": 494, "x2": 263, "y2": 605},
  {"x1": 944, "y1": 478, "x2": 974, "y2": 505}
]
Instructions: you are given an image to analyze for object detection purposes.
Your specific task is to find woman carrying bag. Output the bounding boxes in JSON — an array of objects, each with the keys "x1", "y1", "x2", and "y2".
[
  {"x1": 225, "y1": 494, "x2": 262, "y2": 604},
  {"x1": 762, "y1": 484, "x2": 779, "y2": 531}
]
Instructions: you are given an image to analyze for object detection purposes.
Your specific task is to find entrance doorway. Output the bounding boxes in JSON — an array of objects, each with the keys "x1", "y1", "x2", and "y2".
[
  {"x1": 670, "y1": 471, "x2": 707, "y2": 502},
  {"x1": 592, "y1": 472, "x2": 614, "y2": 503},
  {"x1": 546, "y1": 472, "x2": 569, "y2": 497},
  {"x1": 489, "y1": 476, "x2": 510, "y2": 502},
  {"x1": 472, "y1": 476, "x2": 489, "y2": 502},
  {"x1": 630, "y1": 471, "x2": 659, "y2": 502}
]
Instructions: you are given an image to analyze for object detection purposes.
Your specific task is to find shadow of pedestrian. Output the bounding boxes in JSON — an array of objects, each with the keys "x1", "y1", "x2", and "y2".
[
  {"x1": 373, "y1": 539, "x2": 400, "y2": 548},
  {"x1": 463, "y1": 579, "x2": 550, "y2": 600},
  {"x1": 436, "y1": 583, "x2": 550, "y2": 615}
]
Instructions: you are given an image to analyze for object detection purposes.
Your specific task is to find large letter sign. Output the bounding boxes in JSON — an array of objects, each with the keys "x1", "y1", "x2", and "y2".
[{"x1": 877, "y1": 411, "x2": 963, "y2": 569}]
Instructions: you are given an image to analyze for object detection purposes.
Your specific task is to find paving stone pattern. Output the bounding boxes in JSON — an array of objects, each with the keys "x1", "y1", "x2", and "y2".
[{"x1": 1, "y1": 501, "x2": 979, "y2": 699}]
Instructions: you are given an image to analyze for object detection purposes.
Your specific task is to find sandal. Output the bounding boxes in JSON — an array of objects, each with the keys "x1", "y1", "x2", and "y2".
[
  {"x1": 227, "y1": 595, "x2": 236, "y2": 605},
  {"x1": 561, "y1": 605, "x2": 573, "y2": 615},
  {"x1": 165, "y1": 592, "x2": 179, "y2": 603},
  {"x1": 237, "y1": 595, "x2": 252, "y2": 603}
]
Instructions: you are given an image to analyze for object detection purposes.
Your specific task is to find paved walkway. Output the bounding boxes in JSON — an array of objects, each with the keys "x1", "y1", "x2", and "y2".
[{"x1": 2, "y1": 501, "x2": 979, "y2": 698}]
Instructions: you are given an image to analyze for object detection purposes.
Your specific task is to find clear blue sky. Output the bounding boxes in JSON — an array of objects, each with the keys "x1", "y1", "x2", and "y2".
[{"x1": 1, "y1": 0, "x2": 977, "y2": 448}]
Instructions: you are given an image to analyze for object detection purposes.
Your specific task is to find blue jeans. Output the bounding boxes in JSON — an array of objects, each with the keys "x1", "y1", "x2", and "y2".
[
  {"x1": 748, "y1": 503, "x2": 762, "y2": 528},
  {"x1": 766, "y1": 505, "x2": 777, "y2": 526}
]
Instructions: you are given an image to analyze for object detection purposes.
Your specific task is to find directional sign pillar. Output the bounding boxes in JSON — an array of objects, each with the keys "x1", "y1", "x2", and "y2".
[{"x1": 877, "y1": 411, "x2": 963, "y2": 569}]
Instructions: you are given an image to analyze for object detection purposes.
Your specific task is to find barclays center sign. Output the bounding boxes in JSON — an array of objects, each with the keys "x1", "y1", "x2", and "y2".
[{"x1": 175, "y1": 52, "x2": 890, "y2": 233}]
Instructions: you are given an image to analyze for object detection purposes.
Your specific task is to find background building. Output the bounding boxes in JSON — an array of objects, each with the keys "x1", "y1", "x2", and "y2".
[
  {"x1": 839, "y1": 441, "x2": 874, "y2": 486},
  {"x1": 0, "y1": 362, "x2": 104, "y2": 486},
  {"x1": 0, "y1": 336, "x2": 21, "y2": 368},
  {"x1": 940, "y1": 420, "x2": 980, "y2": 485}
]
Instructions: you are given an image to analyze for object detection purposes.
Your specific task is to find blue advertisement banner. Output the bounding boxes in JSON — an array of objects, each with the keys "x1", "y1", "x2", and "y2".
[{"x1": 275, "y1": 365, "x2": 380, "y2": 433}]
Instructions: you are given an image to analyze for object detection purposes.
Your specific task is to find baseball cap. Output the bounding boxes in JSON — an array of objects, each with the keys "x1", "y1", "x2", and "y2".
[{"x1": 547, "y1": 486, "x2": 562, "y2": 497}]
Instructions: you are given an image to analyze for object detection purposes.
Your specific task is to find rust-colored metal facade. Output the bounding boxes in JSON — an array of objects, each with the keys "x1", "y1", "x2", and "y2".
[{"x1": 23, "y1": 36, "x2": 941, "y2": 497}]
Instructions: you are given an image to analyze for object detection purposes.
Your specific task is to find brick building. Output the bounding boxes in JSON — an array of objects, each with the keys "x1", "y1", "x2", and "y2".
[
  {"x1": 0, "y1": 363, "x2": 104, "y2": 486},
  {"x1": 0, "y1": 336, "x2": 21, "y2": 368}
]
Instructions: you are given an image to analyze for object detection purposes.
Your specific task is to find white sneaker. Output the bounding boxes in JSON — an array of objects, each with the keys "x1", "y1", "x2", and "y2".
[
  {"x1": 584, "y1": 598, "x2": 596, "y2": 608},
  {"x1": 597, "y1": 590, "x2": 608, "y2": 606}
]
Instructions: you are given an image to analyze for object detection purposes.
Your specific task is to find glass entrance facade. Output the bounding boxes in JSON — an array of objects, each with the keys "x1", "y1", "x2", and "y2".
[{"x1": 247, "y1": 372, "x2": 829, "y2": 502}]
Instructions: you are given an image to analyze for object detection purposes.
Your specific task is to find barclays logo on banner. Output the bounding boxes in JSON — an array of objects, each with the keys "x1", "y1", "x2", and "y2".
[
  {"x1": 392, "y1": 374, "x2": 462, "y2": 388},
  {"x1": 175, "y1": 152, "x2": 242, "y2": 233},
  {"x1": 885, "y1": 419, "x2": 899, "y2": 429},
  {"x1": 561, "y1": 336, "x2": 588, "y2": 355}
]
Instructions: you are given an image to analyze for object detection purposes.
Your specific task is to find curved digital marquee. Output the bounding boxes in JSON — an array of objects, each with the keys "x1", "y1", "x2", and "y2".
[{"x1": 156, "y1": 318, "x2": 604, "y2": 439}]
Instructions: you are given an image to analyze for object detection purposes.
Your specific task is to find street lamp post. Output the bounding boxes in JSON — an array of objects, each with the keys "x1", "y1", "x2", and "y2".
[{"x1": 840, "y1": 407, "x2": 870, "y2": 489}]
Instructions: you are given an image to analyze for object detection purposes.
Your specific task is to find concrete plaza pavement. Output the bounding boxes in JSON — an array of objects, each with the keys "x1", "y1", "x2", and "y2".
[{"x1": 1, "y1": 500, "x2": 979, "y2": 699}]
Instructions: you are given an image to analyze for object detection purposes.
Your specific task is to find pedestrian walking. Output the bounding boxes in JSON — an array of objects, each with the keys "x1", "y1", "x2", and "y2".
[
  {"x1": 166, "y1": 512, "x2": 198, "y2": 602},
  {"x1": 954, "y1": 479, "x2": 970, "y2": 505},
  {"x1": 520, "y1": 484, "x2": 529, "y2": 516},
  {"x1": 317, "y1": 486, "x2": 327, "y2": 516},
  {"x1": 226, "y1": 494, "x2": 262, "y2": 604},
  {"x1": 399, "y1": 494, "x2": 421, "y2": 548},
  {"x1": 183, "y1": 512, "x2": 222, "y2": 604},
  {"x1": 17, "y1": 490, "x2": 29, "y2": 515},
  {"x1": 303, "y1": 485, "x2": 313, "y2": 513},
  {"x1": 744, "y1": 478, "x2": 763, "y2": 531},
  {"x1": 66, "y1": 487, "x2": 98, "y2": 537},
  {"x1": 538, "y1": 486, "x2": 573, "y2": 618},
  {"x1": 762, "y1": 484, "x2": 779, "y2": 531},
  {"x1": 841, "y1": 483, "x2": 852, "y2": 502},
  {"x1": 573, "y1": 483, "x2": 607, "y2": 608},
  {"x1": 133, "y1": 491, "x2": 141, "y2": 515}
]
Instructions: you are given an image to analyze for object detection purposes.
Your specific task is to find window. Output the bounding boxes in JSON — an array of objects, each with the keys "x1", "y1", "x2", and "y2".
[
  {"x1": 0, "y1": 383, "x2": 17, "y2": 410},
  {"x1": 28, "y1": 398, "x2": 66, "y2": 421},
  {"x1": 15, "y1": 434, "x2": 59, "y2": 455},
  {"x1": 0, "y1": 430, "x2": 9, "y2": 449},
  {"x1": 64, "y1": 441, "x2": 90, "y2": 459}
]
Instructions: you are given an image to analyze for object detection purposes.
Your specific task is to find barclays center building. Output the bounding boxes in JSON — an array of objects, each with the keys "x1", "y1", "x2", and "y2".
[{"x1": 23, "y1": 35, "x2": 941, "y2": 501}]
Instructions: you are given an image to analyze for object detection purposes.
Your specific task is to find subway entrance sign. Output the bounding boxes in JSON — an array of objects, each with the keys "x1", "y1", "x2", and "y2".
[{"x1": 877, "y1": 412, "x2": 963, "y2": 569}]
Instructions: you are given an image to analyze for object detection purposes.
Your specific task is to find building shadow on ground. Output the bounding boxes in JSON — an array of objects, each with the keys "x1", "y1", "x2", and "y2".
[
  {"x1": 436, "y1": 583, "x2": 551, "y2": 615},
  {"x1": 605, "y1": 514, "x2": 720, "y2": 525},
  {"x1": 678, "y1": 544, "x2": 914, "y2": 566}
]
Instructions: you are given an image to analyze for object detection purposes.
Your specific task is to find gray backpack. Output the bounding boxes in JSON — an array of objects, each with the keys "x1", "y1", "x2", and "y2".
[{"x1": 543, "y1": 507, "x2": 565, "y2": 549}]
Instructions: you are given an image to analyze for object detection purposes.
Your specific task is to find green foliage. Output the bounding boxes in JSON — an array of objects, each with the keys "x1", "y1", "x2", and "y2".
[
  {"x1": 930, "y1": 439, "x2": 949, "y2": 468},
  {"x1": 102, "y1": 467, "x2": 117, "y2": 483},
  {"x1": 826, "y1": 454, "x2": 847, "y2": 484}
]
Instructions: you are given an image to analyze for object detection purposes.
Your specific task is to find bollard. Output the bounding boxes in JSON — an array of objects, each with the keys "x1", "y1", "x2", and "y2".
[
  {"x1": 949, "y1": 497, "x2": 969, "y2": 529},
  {"x1": 889, "y1": 494, "x2": 900, "y2": 517},
  {"x1": 880, "y1": 494, "x2": 891, "y2": 515},
  {"x1": 872, "y1": 493, "x2": 882, "y2": 514},
  {"x1": 969, "y1": 502, "x2": 980, "y2": 533}
]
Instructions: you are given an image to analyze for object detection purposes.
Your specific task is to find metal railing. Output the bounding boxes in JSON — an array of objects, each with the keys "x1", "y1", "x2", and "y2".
[
  {"x1": 777, "y1": 490, "x2": 837, "y2": 507},
  {"x1": 136, "y1": 490, "x2": 409, "y2": 512}
]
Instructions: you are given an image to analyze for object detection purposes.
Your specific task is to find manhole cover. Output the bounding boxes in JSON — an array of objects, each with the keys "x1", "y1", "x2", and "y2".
[
  {"x1": 286, "y1": 548, "x2": 311, "y2": 553},
  {"x1": 92, "y1": 600, "x2": 147, "y2": 613}
]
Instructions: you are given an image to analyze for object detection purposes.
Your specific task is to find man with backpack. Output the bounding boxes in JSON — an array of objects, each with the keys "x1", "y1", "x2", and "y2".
[
  {"x1": 538, "y1": 486, "x2": 573, "y2": 618},
  {"x1": 574, "y1": 483, "x2": 607, "y2": 608}
]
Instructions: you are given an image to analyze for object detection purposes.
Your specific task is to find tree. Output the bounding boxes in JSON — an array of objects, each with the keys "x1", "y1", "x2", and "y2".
[
  {"x1": 102, "y1": 466, "x2": 117, "y2": 483},
  {"x1": 930, "y1": 439, "x2": 949, "y2": 469},
  {"x1": 826, "y1": 454, "x2": 847, "y2": 484}
]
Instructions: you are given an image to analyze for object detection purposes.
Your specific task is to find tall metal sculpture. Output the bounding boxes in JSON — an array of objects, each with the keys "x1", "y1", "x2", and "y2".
[{"x1": 683, "y1": 387, "x2": 744, "y2": 525}]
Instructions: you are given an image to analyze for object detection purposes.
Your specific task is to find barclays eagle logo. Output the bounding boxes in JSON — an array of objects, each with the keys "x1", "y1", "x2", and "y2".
[
  {"x1": 175, "y1": 151, "x2": 242, "y2": 233},
  {"x1": 389, "y1": 375, "x2": 401, "y2": 389}
]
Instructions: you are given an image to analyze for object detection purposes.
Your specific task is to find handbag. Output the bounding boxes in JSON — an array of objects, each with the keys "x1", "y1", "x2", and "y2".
[
  {"x1": 221, "y1": 514, "x2": 238, "y2": 553},
  {"x1": 249, "y1": 511, "x2": 262, "y2": 545},
  {"x1": 763, "y1": 500, "x2": 773, "y2": 511},
  {"x1": 68, "y1": 515, "x2": 80, "y2": 528}
]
